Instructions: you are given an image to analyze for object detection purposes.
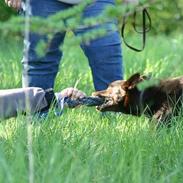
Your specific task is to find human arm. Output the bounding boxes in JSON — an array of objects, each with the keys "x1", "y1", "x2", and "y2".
[{"x1": 0, "y1": 87, "x2": 86, "y2": 119}]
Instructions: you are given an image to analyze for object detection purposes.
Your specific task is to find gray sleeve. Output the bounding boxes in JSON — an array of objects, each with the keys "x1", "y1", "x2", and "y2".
[{"x1": 0, "y1": 87, "x2": 48, "y2": 119}]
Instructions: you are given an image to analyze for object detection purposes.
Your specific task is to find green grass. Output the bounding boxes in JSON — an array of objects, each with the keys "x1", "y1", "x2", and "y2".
[{"x1": 1, "y1": 34, "x2": 183, "y2": 183}]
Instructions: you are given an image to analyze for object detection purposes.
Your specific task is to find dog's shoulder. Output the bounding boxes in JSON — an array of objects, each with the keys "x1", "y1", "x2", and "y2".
[
  {"x1": 159, "y1": 76, "x2": 183, "y2": 94},
  {"x1": 142, "y1": 76, "x2": 183, "y2": 104}
]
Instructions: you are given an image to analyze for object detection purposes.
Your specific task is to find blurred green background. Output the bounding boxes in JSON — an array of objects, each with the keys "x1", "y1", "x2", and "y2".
[
  {"x1": 0, "y1": 0, "x2": 16, "y2": 22},
  {"x1": 0, "y1": 0, "x2": 183, "y2": 34}
]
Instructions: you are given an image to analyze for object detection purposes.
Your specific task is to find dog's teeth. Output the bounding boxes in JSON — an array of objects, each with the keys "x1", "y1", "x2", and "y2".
[{"x1": 96, "y1": 106, "x2": 102, "y2": 111}]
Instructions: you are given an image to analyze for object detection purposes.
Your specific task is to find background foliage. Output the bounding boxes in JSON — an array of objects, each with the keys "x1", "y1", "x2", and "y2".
[
  {"x1": 0, "y1": 0, "x2": 16, "y2": 21},
  {"x1": 151, "y1": 0, "x2": 183, "y2": 34},
  {"x1": 0, "y1": 0, "x2": 183, "y2": 34}
]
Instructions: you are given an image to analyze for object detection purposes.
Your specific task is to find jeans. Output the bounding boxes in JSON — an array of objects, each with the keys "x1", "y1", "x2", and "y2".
[{"x1": 22, "y1": 0, "x2": 123, "y2": 91}]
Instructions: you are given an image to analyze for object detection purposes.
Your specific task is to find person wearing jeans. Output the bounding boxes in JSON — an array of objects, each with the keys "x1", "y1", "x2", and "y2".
[{"x1": 5, "y1": 0, "x2": 123, "y2": 91}]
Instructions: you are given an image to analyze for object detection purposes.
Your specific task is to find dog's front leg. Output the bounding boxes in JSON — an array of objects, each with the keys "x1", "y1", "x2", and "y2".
[
  {"x1": 96, "y1": 99, "x2": 119, "y2": 112},
  {"x1": 152, "y1": 102, "x2": 173, "y2": 127}
]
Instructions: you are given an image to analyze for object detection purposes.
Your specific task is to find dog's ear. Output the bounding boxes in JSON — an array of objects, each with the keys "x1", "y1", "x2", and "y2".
[{"x1": 123, "y1": 73, "x2": 148, "y2": 90}]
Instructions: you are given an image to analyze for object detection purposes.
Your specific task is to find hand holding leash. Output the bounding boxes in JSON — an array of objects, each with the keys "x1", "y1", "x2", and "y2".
[{"x1": 5, "y1": 0, "x2": 22, "y2": 10}]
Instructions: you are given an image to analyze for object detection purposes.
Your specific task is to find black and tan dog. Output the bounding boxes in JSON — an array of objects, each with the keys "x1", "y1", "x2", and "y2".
[{"x1": 93, "y1": 73, "x2": 183, "y2": 125}]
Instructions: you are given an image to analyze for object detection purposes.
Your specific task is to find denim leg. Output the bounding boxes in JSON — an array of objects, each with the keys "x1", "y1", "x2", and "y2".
[
  {"x1": 75, "y1": 1, "x2": 123, "y2": 91},
  {"x1": 81, "y1": 33, "x2": 123, "y2": 91},
  {"x1": 22, "y1": 0, "x2": 72, "y2": 89}
]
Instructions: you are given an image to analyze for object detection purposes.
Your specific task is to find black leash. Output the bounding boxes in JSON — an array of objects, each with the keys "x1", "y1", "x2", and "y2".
[{"x1": 121, "y1": 8, "x2": 152, "y2": 52}]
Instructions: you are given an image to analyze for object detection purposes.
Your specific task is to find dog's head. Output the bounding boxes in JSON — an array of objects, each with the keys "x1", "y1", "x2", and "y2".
[{"x1": 92, "y1": 73, "x2": 148, "y2": 112}]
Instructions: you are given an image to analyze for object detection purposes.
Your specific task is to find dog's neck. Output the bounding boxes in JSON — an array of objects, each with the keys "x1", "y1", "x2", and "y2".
[
  {"x1": 122, "y1": 88, "x2": 142, "y2": 116},
  {"x1": 122, "y1": 86, "x2": 166, "y2": 117}
]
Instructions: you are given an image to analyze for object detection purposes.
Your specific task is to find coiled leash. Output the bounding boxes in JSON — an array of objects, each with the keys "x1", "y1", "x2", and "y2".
[
  {"x1": 64, "y1": 96, "x2": 104, "y2": 108},
  {"x1": 54, "y1": 96, "x2": 104, "y2": 116},
  {"x1": 41, "y1": 89, "x2": 105, "y2": 117},
  {"x1": 121, "y1": 7, "x2": 152, "y2": 52}
]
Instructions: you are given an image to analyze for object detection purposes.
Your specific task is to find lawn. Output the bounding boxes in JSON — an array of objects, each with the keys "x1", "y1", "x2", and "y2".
[{"x1": 0, "y1": 34, "x2": 183, "y2": 183}]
